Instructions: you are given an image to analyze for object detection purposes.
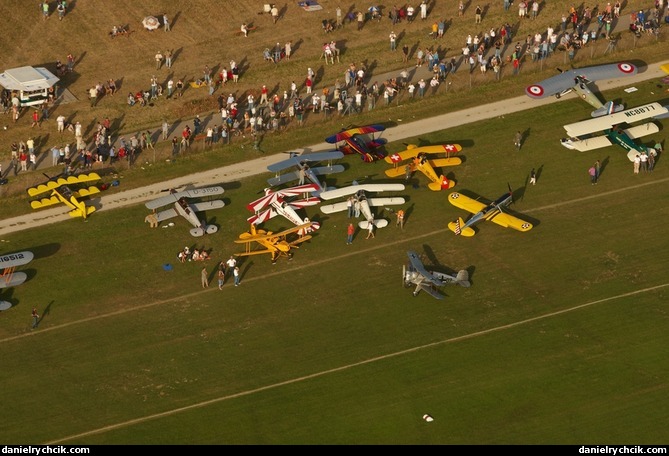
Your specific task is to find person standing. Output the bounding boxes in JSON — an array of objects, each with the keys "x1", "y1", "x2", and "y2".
[
  {"x1": 163, "y1": 13, "x2": 170, "y2": 31},
  {"x1": 389, "y1": 31, "x2": 397, "y2": 51},
  {"x1": 357, "y1": 11, "x2": 364, "y2": 31},
  {"x1": 31, "y1": 307, "x2": 39, "y2": 329},
  {"x1": 155, "y1": 50, "x2": 163, "y2": 70},
  {"x1": 530, "y1": 168, "x2": 537, "y2": 185},
  {"x1": 31, "y1": 109, "x2": 40, "y2": 128},
  {"x1": 165, "y1": 49, "x2": 172, "y2": 68},
  {"x1": 396, "y1": 209, "x2": 405, "y2": 229},
  {"x1": 514, "y1": 131, "x2": 523, "y2": 150},
  {"x1": 217, "y1": 264, "x2": 225, "y2": 290},
  {"x1": 421, "y1": 0, "x2": 428, "y2": 20},
  {"x1": 336, "y1": 6, "x2": 343, "y2": 27},
  {"x1": 594, "y1": 160, "x2": 601, "y2": 183},
  {"x1": 347, "y1": 222, "x2": 355, "y2": 244},
  {"x1": 201, "y1": 266, "x2": 209, "y2": 288},
  {"x1": 588, "y1": 165, "x2": 597, "y2": 184},
  {"x1": 233, "y1": 266, "x2": 241, "y2": 286},
  {"x1": 475, "y1": 5, "x2": 482, "y2": 23},
  {"x1": 271, "y1": 4, "x2": 279, "y2": 23}
]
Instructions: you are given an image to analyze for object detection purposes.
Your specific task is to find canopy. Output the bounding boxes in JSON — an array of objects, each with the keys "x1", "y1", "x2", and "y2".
[
  {"x1": 142, "y1": 16, "x2": 160, "y2": 30},
  {"x1": 0, "y1": 66, "x2": 59, "y2": 91}
]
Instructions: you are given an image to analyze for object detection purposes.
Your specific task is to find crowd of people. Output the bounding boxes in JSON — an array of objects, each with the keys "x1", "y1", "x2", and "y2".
[{"x1": 3, "y1": 1, "x2": 667, "y2": 180}]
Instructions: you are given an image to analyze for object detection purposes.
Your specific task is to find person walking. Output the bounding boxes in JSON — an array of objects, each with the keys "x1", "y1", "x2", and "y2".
[
  {"x1": 530, "y1": 168, "x2": 536, "y2": 185},
  {"x1": 365, "y1": 221, "x2": 375, "y2": 239},
  {"x1": 514, "y1": 131, "x2": 523, "y2": 150},
  {"x1": 347, "y1": 222, "x2": 355, "y2": 244},
  {"x1": 31, "y1": 307, "x2": 39, "y2": 329},
  {"x1": 201, "y1": 266, "x2": 209, "y2": 288}
]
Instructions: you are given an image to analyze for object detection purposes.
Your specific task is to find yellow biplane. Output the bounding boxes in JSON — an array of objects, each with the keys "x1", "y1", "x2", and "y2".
[
  {"x1": 234, "y1": 222, "x2": 314, "y2": 263},
  {"x1": 384, "y1": 144, "x2": 462, "y2": 191},
  {"x1": 27, "y1": 172, "x2": 101, "y2": 219}
]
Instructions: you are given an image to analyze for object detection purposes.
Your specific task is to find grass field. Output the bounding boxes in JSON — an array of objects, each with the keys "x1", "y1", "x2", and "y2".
[
  {"x1": 1, "y1": 0, "x2": 669, "y2": 446},
  {"x1": 2, "y1": 80, "x2": 669, "y2": 443}
]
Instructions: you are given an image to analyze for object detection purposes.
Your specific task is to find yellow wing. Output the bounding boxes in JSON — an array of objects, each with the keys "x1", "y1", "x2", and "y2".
[
  {"x1": 447, "y1": 192, "x2": 487, "y2": 215},
  {"x1": 27, "y1": 173, "x2": 101, "y2": 197},
  {"x1": 384, "y1": 144, "x2": 462, "y2": 164},
  {"x1": 489, "y1": 213, "x2": 533, "y2": 232}
]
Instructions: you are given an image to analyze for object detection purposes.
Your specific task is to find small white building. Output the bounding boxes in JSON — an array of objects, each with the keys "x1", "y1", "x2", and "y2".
[{"x1": 0, "y1": 66, "x2": 59, "y2": 107}]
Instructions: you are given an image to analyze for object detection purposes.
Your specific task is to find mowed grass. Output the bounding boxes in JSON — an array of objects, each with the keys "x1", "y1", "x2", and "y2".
[{"x1": 1, "y1": 79, "x2": 669, "y2": 443}]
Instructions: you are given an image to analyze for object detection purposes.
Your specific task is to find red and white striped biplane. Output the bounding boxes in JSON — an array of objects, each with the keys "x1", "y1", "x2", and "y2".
[{"x1": 247, "y1": 184, "x2": 321, "y2": 235}]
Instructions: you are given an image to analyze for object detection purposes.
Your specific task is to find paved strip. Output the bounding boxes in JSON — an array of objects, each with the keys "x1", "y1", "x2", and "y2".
[{"x1": 1, "y1": 62, "x2": 666, "y2": 237}]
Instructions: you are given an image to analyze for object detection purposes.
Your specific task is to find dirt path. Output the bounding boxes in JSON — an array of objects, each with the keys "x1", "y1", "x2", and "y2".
[{"x1": 1, "y1": 62, "x2": 666, "y2": 237}]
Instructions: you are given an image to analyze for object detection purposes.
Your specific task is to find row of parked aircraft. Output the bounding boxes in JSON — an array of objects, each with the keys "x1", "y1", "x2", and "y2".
[{"x1": 10, "y1": 61, "x2": 663, "y2": 305}]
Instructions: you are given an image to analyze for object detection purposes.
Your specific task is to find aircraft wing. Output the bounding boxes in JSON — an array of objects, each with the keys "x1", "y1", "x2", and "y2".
[
  {"x1": 561, "y1": 136, "x2": 613, "y2": 152},
  {"x1": 625, "y1": 123, "x2": 660, "y2": 139},
  {"x1": 429, "y1": 157, "x2": 463, "y2": 168},
  {"x1": 525, "y1": 63, "x2": 637, "y2": 99},
  {"x1": 290, "y1": 197, "x2": 321, "y2": 209},
  {"x1": 27, "y1": 173, "x2": 102, "y2": 197},
  {"x1": 267, "y1": 151, "x2": 344, "y2": 173},
  {"x1": 278, "y1": 183, "x2": 321, "y2": 197},
  {"x1": 319, "y1": 183, "x2": 405, "y2": 200},
  {"x1": 416, "y1": 283, "x2": 446, "y2": 299},
  {"x1": 407, "y1": 251, "x2": 444, "y2": 287},
  {"x1": 310, "y1": 165, "x2": 346, "y2": 177},
  {"x1": 180, "y1": 186, "x2": 225, "y2": 198},
  {"x1": 385, "y1": 144, "x2": 462, "y2": 164},
  {"x1": 0, "y1": 251, "x2": 34, "y2": 269},
  {"x1": 190, "y1": 200, "x2": 226, "y2": 212},
  {"x1": 447, "y1": 192, "x2": 488, "y2": 215},
  {"x1": 489, "y1": 212, "x2": 533, "y2": 232},
  {"x1": 145, "y1": 193, "x2": 179, "y2": 210},
  {"x1": 267, "y1": 171, "x2": 300, "y2": 187},
  {"x1": 564, "y1": 103, "x2": 667, "y2": 138},
  {"x1": 0, "y1": 271, "x2": 28, "y2": 289},
  {"x1": 154, "y1": 208, "x2": 179, "y2": 222},
  {"x1": 325, "y1": 124, "x2": 386, "y2": 143},
  {"x1": 320, "y1": 201, "x2": 349, "y2": 214},
  {"x1": 367, "y1": 197, "x2": 405, "y2": 207}
]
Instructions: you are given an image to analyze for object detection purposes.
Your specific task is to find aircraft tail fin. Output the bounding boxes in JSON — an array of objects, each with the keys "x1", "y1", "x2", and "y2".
[
  {"x1": 455, "y1": 270, "x2": 471, "y2": 288},
  {"x1": 447, "y1": 217, "x2": 475, "y2": 236},
  {"x1": 592, "y1": 101, "x2": 623, "y2": 117}
]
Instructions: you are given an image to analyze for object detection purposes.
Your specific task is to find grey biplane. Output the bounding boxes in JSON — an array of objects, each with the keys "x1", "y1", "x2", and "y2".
[
  {"x1": 145, "y1": 186, "x2": 225, "y2": 237},
  {"x1": 525, "y1": 63, "x2": 638, "y2": 117},
  {"x1": 403, "y1": 251, "x2": 470, "y2": 299},
  {"x1": 267, "y1": 151, "x2": 344, "y2": 195}
]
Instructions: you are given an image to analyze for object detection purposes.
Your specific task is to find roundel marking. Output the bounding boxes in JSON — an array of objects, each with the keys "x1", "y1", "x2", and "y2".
[
  {"x1": 618, "y1": 63, "x2": 634, "y2": 74},
  {"x1": 450, "y1": 193, "x2": 460, "y2": 200},
  {"x1": 527, "y1": 85, "x2": 544, "y2": 97},
  {"x1": 521, "y1": 223, "x2": 532, "y2": 230}
]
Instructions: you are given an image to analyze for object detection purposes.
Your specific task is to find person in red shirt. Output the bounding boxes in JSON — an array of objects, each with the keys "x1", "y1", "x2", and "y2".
[
  {"x1": 31, "y1": 109, "x2": 40, "y2": 128},
  {"x1": 346, "y1": 223, "x2": 355, "y2": 244}
]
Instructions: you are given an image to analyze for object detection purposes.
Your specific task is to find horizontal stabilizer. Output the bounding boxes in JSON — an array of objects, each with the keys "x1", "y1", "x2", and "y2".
[
  {"x1": 358, "y1": 219, "x2": 389, "y2": 230},
  {"x1": 448, "y1": 218, "x2": 475, "y2": 237},
  {"x1": 455, "y1": 270, "x2": 471, "y2": 287},
  {"x1": 68, "y1": 205, "x2": 96, "y2": 218}
]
